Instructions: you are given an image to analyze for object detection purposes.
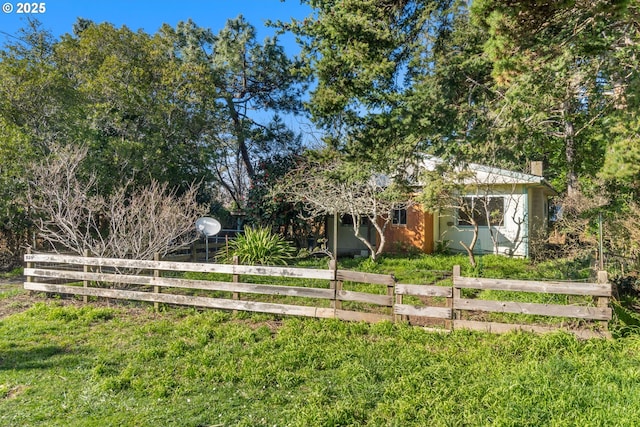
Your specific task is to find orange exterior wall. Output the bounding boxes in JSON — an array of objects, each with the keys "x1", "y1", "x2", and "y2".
[{"x1": 380, "y1": 205, "x2": 434, "y2": 254}]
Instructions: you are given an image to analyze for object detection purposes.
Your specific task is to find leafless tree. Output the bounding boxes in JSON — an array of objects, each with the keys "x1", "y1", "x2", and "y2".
[
  {"x1": 28, "y1": 145, "x2": 205, "y2": 259},
  {"x1": 272, "y1": 159, "x2": 412, "y2": 261},
  {"x1": 548, "y1": 189, "x2": 608, "y2": 260}
]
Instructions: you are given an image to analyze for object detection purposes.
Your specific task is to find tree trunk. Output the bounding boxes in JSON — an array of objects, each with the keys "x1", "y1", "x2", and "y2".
[
  {"x1": 225, "y1": 96, "x2": 255, "y2": 180},
  {"x1": 352, "y1": 218, "x2": 378, "y2": 261},
  {"x1": 459, "y1": 223, "x2": 478, "y2": 268},
  {"x1": 562, "y1": 101, "x2": 579, "y2": 198}
]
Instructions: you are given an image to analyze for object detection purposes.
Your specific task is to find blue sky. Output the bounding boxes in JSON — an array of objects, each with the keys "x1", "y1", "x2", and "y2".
[
  {"x1": 0, "y1": 0, "x2": 311, "y2": 53},
  {"x1": 0, "y1": 0, "x2": 319, "y2": 142}
]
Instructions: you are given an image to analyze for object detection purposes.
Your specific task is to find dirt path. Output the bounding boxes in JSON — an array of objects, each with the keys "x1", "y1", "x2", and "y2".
[
  {"x1": 0, "y1": 276, "x2": 33, "y2": 319},
  {"x1": 0, "y1": 275, "x2": 25, "y2": 286}
]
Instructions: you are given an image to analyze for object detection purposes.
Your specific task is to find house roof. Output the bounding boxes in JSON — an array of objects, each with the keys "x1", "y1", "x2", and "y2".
[
  {"x1": 417, "y1": 155, "x2": 558, "y2": 195},
  {"x1": 377, "y1": 155, "x2": 558, "y2": 196}
]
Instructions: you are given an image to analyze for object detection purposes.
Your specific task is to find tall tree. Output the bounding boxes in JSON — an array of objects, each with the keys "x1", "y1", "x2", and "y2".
[
  {"x1": 0, "y1": 19, "x2": 84, "y2": 152},
  {"x1": 54, "y1": 21, "x2": 217, "y2": 195},
  {"x1": 1, "y1": 16, "x2": 306, "y2": 261},
  {"x1": 404, "y1": 1, "x2": 496, "y2": 164},
  {"x1": 0, "y1": 20, "x2": 79, "y2": 262},
  {"x1": 169, "y1": 16, "x2": 306, "y2": 210},
  {"x1": 277, "y1": 0, "x2": 446, "y2": 170},
  {"x1": 0, "y1": 117, "x2": 34, "y2": 262},
  {"x1": 470, "y1": 0, "x2": 638, "y2": 196}
]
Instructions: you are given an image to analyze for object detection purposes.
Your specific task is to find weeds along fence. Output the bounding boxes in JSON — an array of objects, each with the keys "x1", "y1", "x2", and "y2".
[{"x1": 23, "y1": 252, "x2": 613, "y2": 338}]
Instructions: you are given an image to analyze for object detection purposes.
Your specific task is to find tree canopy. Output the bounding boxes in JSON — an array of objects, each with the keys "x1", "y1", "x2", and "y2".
[
  {"x1": 280, "y1": 0, "x2": 639, "y2": 195},
  {"x1": 0, "y1": 16, "x2": 307, "y2": 262},
  {"x1": 1, "y1": 2, "x2": 639, "y2": 264}
]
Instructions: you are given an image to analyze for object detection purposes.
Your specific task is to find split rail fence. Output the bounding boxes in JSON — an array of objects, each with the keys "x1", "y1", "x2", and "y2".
[{"x1": 23, "y1": 252, "x2": 613, "y2": 338}]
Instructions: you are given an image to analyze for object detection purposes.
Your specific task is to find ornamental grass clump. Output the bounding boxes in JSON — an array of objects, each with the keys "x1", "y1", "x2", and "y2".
[{"x1": 219, "y1": 226, "x2": 296, "y2": 265}]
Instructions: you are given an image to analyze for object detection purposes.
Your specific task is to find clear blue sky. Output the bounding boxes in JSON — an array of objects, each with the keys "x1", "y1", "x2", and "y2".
[{"x1": 0, "y1": 0, "x2": 311, "y2": 53}]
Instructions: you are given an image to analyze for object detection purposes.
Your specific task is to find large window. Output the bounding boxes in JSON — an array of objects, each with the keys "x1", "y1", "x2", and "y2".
[{"x1": 458, "y1": 196, "x2": 505, "y2": 226}]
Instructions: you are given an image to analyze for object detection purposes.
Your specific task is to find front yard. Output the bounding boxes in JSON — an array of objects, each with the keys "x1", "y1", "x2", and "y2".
[
  {"x1": 1, "y1": 253, "x2": 639, "y2": 426},
  {"x1": 1, "y1": 300, "x2": 640, "y2": 426}
]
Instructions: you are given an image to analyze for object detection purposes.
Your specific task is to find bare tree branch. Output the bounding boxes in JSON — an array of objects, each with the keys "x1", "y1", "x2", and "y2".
[
  {"x1": 272, "y1": 158, "x2": 412, "y2": 260},
  {"x1": 28, "y1": 145, "x2": 206, "y2": 259}
]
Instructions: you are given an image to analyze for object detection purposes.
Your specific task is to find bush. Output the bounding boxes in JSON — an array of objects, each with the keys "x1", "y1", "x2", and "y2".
[{"x1": 218, "y1": 226, "x2": 296, "y2": 265}]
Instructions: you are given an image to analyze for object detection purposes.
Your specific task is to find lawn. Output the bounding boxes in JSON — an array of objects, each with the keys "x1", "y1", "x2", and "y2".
[
  {"x1": 0, "y1": 299, "x2": 640, "y2": 426},
  {"x1": 1, "y1": 253, "x2": 639, "y2": 426}
]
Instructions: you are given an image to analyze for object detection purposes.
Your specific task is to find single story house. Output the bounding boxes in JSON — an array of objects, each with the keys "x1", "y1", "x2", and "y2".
[{"x1": 326, "y1": 157, "x2": 557, "y2": 258}]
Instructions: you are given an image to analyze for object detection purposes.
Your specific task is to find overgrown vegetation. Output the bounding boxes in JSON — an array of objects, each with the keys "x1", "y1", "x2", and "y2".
[{"x1": 28, "y1": 145, "x2": 205, "y2": 259}]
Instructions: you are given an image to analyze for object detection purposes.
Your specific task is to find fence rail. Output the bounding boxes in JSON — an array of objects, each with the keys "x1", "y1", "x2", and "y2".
[{"x1": 24, "y1": 252, "x2": 613, "y2": 338}]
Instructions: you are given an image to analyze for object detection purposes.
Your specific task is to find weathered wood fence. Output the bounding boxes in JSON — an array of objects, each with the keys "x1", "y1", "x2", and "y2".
[{"x1": 23, "y1": 253, "x2": 613, "y2": 338}]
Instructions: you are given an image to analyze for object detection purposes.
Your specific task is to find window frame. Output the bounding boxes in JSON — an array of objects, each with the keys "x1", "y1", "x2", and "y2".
[{"x1": 392, "y1": 208, "x2": 408, "y2": 226}]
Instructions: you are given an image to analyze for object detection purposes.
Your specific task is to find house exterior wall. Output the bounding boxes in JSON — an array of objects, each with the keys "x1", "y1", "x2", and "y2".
[
  {"x1": 437, "y1": 184, "x2": 529, "y2": 257},
  {"x1": 326, "y1": 215, "x2": 373, "y2": 256},
  {"x1": 528, "y1": 186, "x2": 551, "y2": 256},
  {"x1": 528, "y1": 187, "x2": 548, "y2": 237},
  {"x1": 325, "y1": 178, "x2": 553, "y2": 259},
  {"x1": 381, "y1": 205, "x2": 434, "y2": 254}
]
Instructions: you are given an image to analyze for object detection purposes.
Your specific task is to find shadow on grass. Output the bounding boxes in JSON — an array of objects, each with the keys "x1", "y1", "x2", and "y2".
[{"x1": 0, "y1": 345, "x2": 85, "y2": 371}]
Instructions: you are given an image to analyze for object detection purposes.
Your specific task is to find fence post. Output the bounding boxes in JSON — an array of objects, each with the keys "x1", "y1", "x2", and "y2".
[
  {"x1": 153, "y1": 253, "x2": 161, "y2": 311},
  {"x1": 329, "y1": 259, "x2": 339, "y2": 316},
  {"x1": 329, "y1": 259, "x2": 336, "y2": 311},
  {"x1": 395, "y1": 290, "x2": 405, "y2": 323},
  {"x1": 597, "y1": 270, "x2": 609, "y2": 330},
  {"x1": 232, "y1": 256, "x2": 240, "y2": 315},
  {"x1": 83, "y1": 249, "x2": 90, "y2": 304},
  {"x1": 26, "y1": 247, "x2": 33, "y2": 295},
  {"x1": 452, "y1": 265, "x2": 461, "y2": 325},
  {"x1": 388, "y1": 275, "x2": 396, "y2": 323}
]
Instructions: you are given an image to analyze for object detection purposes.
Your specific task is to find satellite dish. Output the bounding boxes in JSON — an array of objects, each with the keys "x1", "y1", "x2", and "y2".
[{"x1": 195, "y1": 217, "x2": 222, "y2": 237}]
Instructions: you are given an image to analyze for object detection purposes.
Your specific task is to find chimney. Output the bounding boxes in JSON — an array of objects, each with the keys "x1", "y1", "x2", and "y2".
[{"x1": 531, "y1": 161, "x2": 544, "y2": 177}]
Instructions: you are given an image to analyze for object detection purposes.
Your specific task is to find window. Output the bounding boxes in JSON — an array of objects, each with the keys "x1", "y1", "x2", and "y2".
[
  {"x1": 548, "y1": 200, "x2": 559, "y2": 225},
  {"x1": 340, "y1": 214, "x2": 370, "y2": 226},
  {"x1": 392, "y1": 208, "x2": 407, "y2": 226},
  {"x1": 340, "y1": 214, "x2": 354, "y2": 226},
  {"x1": 458, "y1": 197, "x2": 504, "y2": 226}
]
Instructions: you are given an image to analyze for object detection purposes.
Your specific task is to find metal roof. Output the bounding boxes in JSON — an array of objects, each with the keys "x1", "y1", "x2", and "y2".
[{"x1": 416, "y1": 155, "x2": 558, "y2": 194}]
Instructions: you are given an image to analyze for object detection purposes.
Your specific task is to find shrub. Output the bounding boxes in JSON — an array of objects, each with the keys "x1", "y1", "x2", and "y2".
[{"x1": 218, "y1": 226, "x2": 296, "y2": 265}]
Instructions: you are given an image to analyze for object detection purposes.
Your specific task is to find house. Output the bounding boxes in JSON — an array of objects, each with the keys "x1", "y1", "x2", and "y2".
[{"x1": 326, "y1": 157, "x2": 557, "y2": 258}]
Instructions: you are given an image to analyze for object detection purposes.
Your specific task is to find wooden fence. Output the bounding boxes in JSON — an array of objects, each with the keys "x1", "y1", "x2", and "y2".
[
  {"x1": 24, "y1": 252, "x2": 394, "y2": 323},
  {"x1": 23, "y1": 253, "x2": 613, "y2": 338}
]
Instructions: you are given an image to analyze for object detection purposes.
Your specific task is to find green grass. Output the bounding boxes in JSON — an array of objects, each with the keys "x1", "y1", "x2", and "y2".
[
  {"x1": 333, "y1": 253, "x2": 595, "y2": 283},
  {"x1": 1, "y1": 254, "x2": 638, "y2": 425},
  {"x1": 1, "y1": 301, "x2": 640, "y2": 426}
]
